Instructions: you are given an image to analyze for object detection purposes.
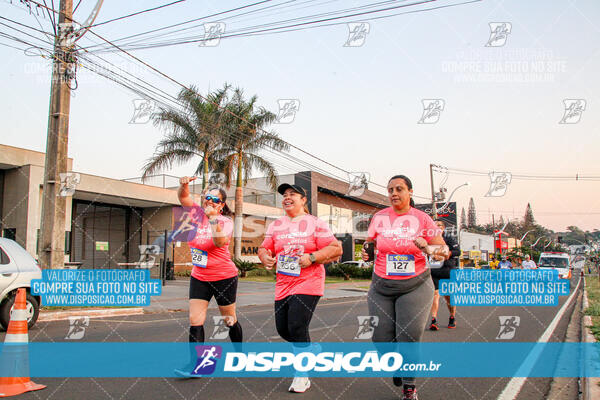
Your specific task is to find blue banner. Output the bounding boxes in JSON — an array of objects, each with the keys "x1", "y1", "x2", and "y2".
[
  {"x1": 1, "y1": 343, "x2": 598, "y2": 378},
  {"x1": 439, "y1": 269, "x2": 570, "y2": 306},
  {"x1": 31, "y1": 269, "x2": 161, "y2": 307}
]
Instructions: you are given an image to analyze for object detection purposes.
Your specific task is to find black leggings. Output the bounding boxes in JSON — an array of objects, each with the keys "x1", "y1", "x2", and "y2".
[{"x1": 274, "y1": 294, "x2": 320, "y2": 343}]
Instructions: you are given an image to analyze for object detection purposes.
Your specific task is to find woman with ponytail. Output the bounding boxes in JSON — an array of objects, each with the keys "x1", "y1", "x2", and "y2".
[{"x1": 175, "y1": 176, "x2": 242, "y2": 377}]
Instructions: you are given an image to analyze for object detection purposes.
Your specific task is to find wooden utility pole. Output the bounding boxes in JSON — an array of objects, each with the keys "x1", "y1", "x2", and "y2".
[
  {"x1": 39, "y1": 0, "x2": 73, "y2": 269},
  {"x1": 429, "y1": 164, "x2": 438, "y2": 219}
]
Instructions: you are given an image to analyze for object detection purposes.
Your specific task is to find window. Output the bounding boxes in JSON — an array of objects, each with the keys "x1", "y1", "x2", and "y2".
[
  {"x1": 2, "y1": 228, "x2": 16, "y2": 241},
  {"x1": 0, "y1": 247, "x2": 10, "y2": 265}
]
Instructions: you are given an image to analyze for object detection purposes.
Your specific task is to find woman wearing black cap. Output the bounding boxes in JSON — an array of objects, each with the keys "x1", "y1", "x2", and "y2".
[{"x1": 258, "y1": 183, "x2": 342, "y2": 393}]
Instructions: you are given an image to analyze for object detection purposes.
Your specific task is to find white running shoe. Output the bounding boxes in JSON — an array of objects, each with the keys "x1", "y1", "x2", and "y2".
[{"x1": 288, "y1": 377, "x2": 311, "y2": 393}]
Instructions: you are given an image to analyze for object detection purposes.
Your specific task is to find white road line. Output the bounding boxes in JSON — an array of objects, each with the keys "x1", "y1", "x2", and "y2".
[{"x1": 497, "y1": 277, "x2": 582, "y2": 400}]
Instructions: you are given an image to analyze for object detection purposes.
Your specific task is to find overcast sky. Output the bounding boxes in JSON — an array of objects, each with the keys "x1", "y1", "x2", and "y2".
[{"x1": 1, "y1": 0, "x2": 599, "y2": 232}]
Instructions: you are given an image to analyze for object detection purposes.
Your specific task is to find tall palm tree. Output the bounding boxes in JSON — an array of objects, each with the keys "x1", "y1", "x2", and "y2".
[
  {"x1": 213, "y1": 88, "x2": 290, "y2": 258},
  {"x1": 142, "y1": 84, "x2": 230, "y2": 189}
]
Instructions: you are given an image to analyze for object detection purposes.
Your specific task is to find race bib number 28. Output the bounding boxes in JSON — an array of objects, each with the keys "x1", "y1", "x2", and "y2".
[
  {"x1": 386, "y1": 254, "x2": 415, "y2": 276},
  {"x1": 277, "y1": 255, "x2": 301, "y2": 277},
  {"x1": 191, "y1": 248, "x2": 208, "y2": 268}
]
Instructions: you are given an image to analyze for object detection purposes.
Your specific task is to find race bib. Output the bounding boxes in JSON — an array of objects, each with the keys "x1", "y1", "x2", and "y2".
[
  {"x1": 427, "y1": 255, "x2": 444, "y2": 269},
  {"x1": 277, "y1": 255, "x2": 301, "y2": 277},
  {"x1": 386, "y1": 254, "x2": 415, "y2": 276},
  {"x1": 191, "y1": 248, "x2": 208, "y2": 268}
]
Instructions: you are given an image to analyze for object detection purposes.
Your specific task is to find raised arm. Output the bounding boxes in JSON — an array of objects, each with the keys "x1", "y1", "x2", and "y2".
[{"x1": 177, "y1": 176, "x2": 196, "y2": 207}]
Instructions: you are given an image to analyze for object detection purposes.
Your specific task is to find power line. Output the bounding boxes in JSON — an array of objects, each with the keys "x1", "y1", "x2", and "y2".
[
  {"x1": 88, "y1": 0, "x2": 187, "y2": 28},
  {"x1": 435, "y1": 165, "x2": 600, "y2": 181},
  {"x1": 82, "y1": 0, "x2": 275, "y2": 51},
  {"x1": 89, "y1": 0, "x2": 440, "y2": 52},
  {"x1": 22, "y1": 0, "x2": 448, "y2": 200},
  {"x1": 105, "y1": 0, "x2": 401, "y2": 51}
]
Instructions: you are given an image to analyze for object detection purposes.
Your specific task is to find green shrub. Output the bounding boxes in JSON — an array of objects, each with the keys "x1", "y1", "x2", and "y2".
[
  {"x1": 233, "y1": 258, "x2": 259, "y2": 277},
  {"x1": 246, "y1": 268, "x2": 275, "y2": 278},
  {"x1": 585, "y1": 303, "x2": 600, "y2": 317},
  {"x1": 327, "y1": 263, "x2": 373, "y2": 280},
  {"x1": 175, "y1": 269, "x2": 191, "y2": 277}
]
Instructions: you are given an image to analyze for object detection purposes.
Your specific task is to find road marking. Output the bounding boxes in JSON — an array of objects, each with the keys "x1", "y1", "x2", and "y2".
[{"x1": 497, "y1": 277, "x2": 582, "y2": 400}]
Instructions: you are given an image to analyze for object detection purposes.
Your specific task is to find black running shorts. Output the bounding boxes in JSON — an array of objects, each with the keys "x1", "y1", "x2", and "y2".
[
  {"x1": 189, "y1": 275, "x2": 238, "y2": 306},
  {"x1": 430, "y1": 267, "x2": 451, "y2": 290}
]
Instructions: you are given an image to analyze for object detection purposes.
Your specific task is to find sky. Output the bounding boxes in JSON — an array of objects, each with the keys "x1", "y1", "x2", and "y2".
[{"x1": 1, "y1": 0, "x2": 599, "y2": 232}]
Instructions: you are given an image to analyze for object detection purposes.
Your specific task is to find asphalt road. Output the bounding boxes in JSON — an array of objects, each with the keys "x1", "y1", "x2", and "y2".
[{"x1": 1, "y1": 275, "x2": 583, "y2": 400}]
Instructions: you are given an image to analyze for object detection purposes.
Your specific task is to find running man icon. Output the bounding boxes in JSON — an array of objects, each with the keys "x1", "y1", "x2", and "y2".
[
  {"x1": 192, "y1": 345, "x2": 222, "y2": 375},
  {"x1": 496, "y1": 316, "x2": 520, "y2": 340},
  {"x1": 354, "y1": 316, "x2": 379, "y2": 340}
]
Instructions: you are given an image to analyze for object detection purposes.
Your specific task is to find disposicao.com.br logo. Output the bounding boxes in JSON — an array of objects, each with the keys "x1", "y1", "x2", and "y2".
[{"x1": 223, "y1": 351, "x2": 441, "y2": 374}]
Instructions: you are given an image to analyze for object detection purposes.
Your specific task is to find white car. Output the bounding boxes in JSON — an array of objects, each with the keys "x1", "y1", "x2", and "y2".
[
  {"x1": 0, "y1": 238, "x2": 42, "y2": 329},
  {"x1": 538, "y1": 251, "x2": 572, "y2": 280},
  {"x1": 339, "y1": 260, "x2": 372, "y2": 269}
]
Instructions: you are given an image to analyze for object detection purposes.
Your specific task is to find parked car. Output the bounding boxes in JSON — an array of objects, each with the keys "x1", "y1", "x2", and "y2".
[
  {"x1": 0, "y1": 238, "x2": 42, "y2": 329},
  {"x1": 339, "y1": 260, "x2": 372, "y2": 269}
]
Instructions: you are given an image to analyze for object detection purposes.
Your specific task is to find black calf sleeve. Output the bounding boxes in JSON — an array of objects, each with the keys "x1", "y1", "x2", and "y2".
[
  {"x1": 228, "y1": 321, "x2": 243, "y2": 342},
  {"x1": 189, "y1": 325, "x2": 205, "y2": 343}
]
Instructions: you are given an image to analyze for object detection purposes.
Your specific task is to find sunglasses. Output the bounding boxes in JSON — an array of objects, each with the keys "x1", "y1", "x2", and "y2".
[{"x1": 205, "y1": 194, "x2": 222, "y2": 204}]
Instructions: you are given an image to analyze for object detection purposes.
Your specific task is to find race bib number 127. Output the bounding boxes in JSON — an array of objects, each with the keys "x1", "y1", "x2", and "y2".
[{"x1": 386, "y1": 254, "x2": 415, "y2": 276}]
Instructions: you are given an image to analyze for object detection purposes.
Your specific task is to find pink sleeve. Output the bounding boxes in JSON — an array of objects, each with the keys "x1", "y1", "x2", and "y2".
[
  {"x1": 218, "y1": 216, "x2": 234, "y2": 240},
  {"x1": 420, "y1": 214, "x2": 442, "y2": 244},
  {"x1": 260, "y1": 221, "x2": 275, "y2": 252},
  {"x1": 367, "y1": 214, "x2": 380, "y2": 240},
  {"x1": 315, "y1": 218, "x2": 336, "y2": 249}
]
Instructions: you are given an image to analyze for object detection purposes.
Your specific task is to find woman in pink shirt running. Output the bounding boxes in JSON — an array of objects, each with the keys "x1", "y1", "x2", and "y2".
[
  {"x1": 258, "y1": 183, "x2": 342, "y2": 393},
  {"x1": 175, "y1": 176, "x2": 242, "y2": 377},
  {"x1": 362, "y1": 175, "x2": 449, "y2": 400}
]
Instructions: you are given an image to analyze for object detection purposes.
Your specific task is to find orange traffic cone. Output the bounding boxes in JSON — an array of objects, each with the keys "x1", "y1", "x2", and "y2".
[{"x1": 0, "y1": 288, "x2": 46, "y2": 397}]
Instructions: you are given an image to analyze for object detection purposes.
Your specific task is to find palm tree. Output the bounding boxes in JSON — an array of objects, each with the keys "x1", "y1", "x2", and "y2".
[
  {"x1": 213, "y1": 88, "x2": 290, "y2": 258},
  {"x1": 142, "y1": 84, "x2": 230, "y2": 189}
]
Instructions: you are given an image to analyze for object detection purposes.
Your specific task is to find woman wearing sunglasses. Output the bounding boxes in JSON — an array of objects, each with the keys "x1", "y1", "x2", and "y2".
[{"x1": 175, "y1": 176, "x2": 242, "y2": 377}]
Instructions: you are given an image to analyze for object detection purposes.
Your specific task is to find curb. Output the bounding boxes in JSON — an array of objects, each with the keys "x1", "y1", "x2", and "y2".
[
  {"x1": 38, "y1": 307, "x2": 145, "y2": 322},
  {"x1": 581, "y1": 277, "x2": 600, "y2": 400}
]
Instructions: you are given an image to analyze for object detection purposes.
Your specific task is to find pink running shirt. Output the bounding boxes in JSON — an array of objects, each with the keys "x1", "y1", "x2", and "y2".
[
  {"x1": 261, "y1": 214, "x2": 336, "y2": 300},
  {"x1": 367, "y1": 207, "x2": 441, "y2": 280},
  {"x1": 187, "y1": 204, "x2": 238, "y2": 282}
]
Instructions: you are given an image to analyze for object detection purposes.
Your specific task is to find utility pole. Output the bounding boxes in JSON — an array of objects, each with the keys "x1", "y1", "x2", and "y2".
[
  {"x1": 39, "y1": 0, "x2": 73, "y2": 269},
  {"x1": 429, "y1": 163, "x2": 438, "y2": 219}
]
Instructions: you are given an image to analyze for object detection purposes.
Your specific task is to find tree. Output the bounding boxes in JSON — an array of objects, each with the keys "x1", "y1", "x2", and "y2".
[
  {"x1": 523, "y1": 203, "x2": 535, "y2": 229},
  {"x1": 214, "y1": 88, "x2": 290, "y2": 258},
  {"x1": 460, "y1": 207, "x2": 467, "y2": 229},
  {"x1": 467, "y1": 197, "x2": 477, "y2": 227},
  {"x1": 142, "y1": 84, "x2": 230, "y2": 189}
]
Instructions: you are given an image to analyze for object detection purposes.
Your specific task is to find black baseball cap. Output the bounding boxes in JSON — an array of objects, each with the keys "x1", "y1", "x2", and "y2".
[{"x1": 277, "y1": 183, "x2": 307, "y2": 197}]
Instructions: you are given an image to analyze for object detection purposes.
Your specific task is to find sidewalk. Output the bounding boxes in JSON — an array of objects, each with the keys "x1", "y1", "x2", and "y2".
[
  {"x1": 145, "y1": 277, "x2": 370, "y2": 313},
  {"x1": 38, "y1": 277, "x2": 370, "y2": 321}
]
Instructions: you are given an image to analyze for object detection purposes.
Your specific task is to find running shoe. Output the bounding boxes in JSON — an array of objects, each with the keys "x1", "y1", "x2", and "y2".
[
  {"x1": 429, "y1": 318, "x2": 439, "y2": 331},
  {"x1": 173, "y1": 368, "x2": 201, "y2": 378},
  {"x1": 448, "y1": 316, "x2": 456, "y2": 329},
  {"x1": 289, "y1": 377, "x2": 311, "y2": 393},
  {"x1": 174, "y1": 361, "x2": 202, "y2": 378},
  {"x1": 402, "y1": 385, "x2": 418, "y2": 400}
]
